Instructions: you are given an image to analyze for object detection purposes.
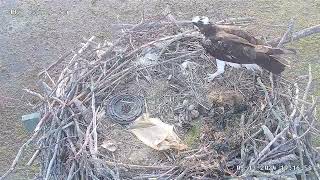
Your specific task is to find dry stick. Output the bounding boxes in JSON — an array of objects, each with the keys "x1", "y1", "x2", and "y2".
[
  {"x1": 279, "y1": 95, "x2": 312, "y2": 106},
  {"x1": 81, "y1": 67, "x2": 134, "y2": 103},
  {"x1": 261, "y1": 125, "x2": 275, "y2": 142},
  {"x1": 277, "y1": 19, "x2": 294, "y2": 48},
  {"x1": 243, "y1": 128, "x2": 263, "y2": 145},
  {"x1": 26, "y1": 149, "x2": 40, "y2": 166},
  {"x1": 44, "y1": 111, "x2": 68, "y2": 173},
  {"x1": 34, "y1": 112, "x2": 52, "y2": 133},
  {"x1": 156, "y1": 34, "x2": 190, "y2": 61},
  {"x1": 96, "y1": 60, "x2": 134, "y2": 90},
  {"x1": 44, "y1": 71, "x2": 56, "y2": 87},
  {"x1": 289, "y1": 83, "x2": 300, "y2": 119},
  {"x1": 292, "y1": 65, "x2": 313, "y2": 180},
  {"x1": 98, "y1": 66, "x2": 134, "y2": 87},
  {"x1": 141, "y1": 50, "x2": 201, "y2": 70},
  {"x1": 133, "y1": 174, "x2": 162, "y2": 179},
  {"x1": 38, "y1": 50, "x2": 74, "y2": 76},
  {"x1": 100, "y1": 80, "x2": 121, "y2": 103},
  {"x1": 298, "y1": 98, "x2": 319, "y2": 139},
  {"x1": 56, "y1": 36, "x2": 95, "y2": 90},
  {"x1": 300, "y1": 65, "x2": 313, "y2": 117},
  {"x1": 268, "y1": 24, "x2": 320, "y2": 46},
  {"x1": 256, "y1": 78, "x2": 282, "y2": 123},
  {"x1": 242, "y1": 170, "x2": 292, "y2": 179},
  {"x1": 184, "y1": 151, "x2": 215, "y2": 160},
  {"x1": 258, "y1": 138, "x2": 296, "y2": 165},
  {"x1": 240, "y1": 114, "x2": 247, "y2": 173},
  {"x1": 0, "y1": 130, "x2": 42, "y2": 179},
  {"x1": 90, "y1": 90, "x2": 98, "y2": 156},
  {"x1": 269, "y1": 73, "x2": 275, "y2": 99},
  {"x1": 101, "y1": 20, "x2": 145, "y2": 55},
  {"x1": 0, "y1": 112, "x2": 52, "y2": 179},
  {"x1": 23, "y1": 88, "x2": 45, "y2": 101},
  {"x1": 75, "y1": 120, "x2": 93, "y2": 158},
  {"x1": 259, "y1": 154, "x2": 298, "y2": 167},
  {"x1": 158, "y1": 166, "x2": 178, "y2": 178},
  {"x1": 45, "y1": 130, "x2": 62, "y2": 180},
  {"x1": 268, "y1": 20, "x2": 295, "y2": 104},
  {"x1": 88, "y1": 134, "x2": 95, "y2": 161},
  {"x1": 111, "y1": 20, "x2": 191, "y2": 30},
  {"x1": 74, "y1": 62, "x2": 107, "y2": 84},
  {"x1": 250, "y1": 126, "x2": 289, "y2": 167},
  {"x1": 303, "y1": 144, "x2": 320, "y2": 179},
  {"x1": 38, "y1": 80, "x2": 53, "y2": 96},
  {"x1": 294, "y1": 120, "x2": 308, "y2": 173},
  {"x1": 66, "y1": 161, "x2": 76, "y2": 180},
  {"x1": 42, "y1": 118, "x2": 57, "y2": 173},
  {"x1": 111, "y1": 17, "x2": 255, "y2": 30},
  {"x1": 63, "y1": 129, "x2": 77, "y2": 154},
  {"x1": 176, "y1": 167, "x2": 189, "y2": 180},
  {"x1": 105, "y1": 161, "x2": 175, "y2": 170}
]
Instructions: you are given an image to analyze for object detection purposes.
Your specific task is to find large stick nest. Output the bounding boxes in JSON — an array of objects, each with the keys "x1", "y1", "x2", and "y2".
[{"x1": 3, "y1": 16, "x2": 320, "y2": 180}]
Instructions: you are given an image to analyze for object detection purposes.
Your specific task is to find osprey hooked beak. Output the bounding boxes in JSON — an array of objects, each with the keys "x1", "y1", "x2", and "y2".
[{"x1": 192, "y1": 16, "x2": 210, "y2": 28}]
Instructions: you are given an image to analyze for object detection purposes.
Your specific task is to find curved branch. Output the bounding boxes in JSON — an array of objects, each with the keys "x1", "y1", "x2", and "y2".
[{"x1": 268, "y1": 24, "x2": 320, "y2": 46}]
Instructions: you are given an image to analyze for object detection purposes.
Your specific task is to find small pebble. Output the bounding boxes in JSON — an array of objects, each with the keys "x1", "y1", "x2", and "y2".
[
  {"x1": 182, "y1": 99, "x2": 189, "y2": 107},
  {"x1": 190, "y1": 110, "x2": 199, "y2": 118},
  {"x1": 187, "y1": 104, "x2": 195, "y2": 111},
  {"x1": 101, "y1": 141, "x2": 117, "y2": 152}
]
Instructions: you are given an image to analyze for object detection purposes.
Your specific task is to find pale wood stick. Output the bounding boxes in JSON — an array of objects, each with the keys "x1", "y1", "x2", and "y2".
[
  {"x1": 250, "y1": 126, "x2": 289, "y2": 166},
  {"x1": 26, "y1": 149, "x2": 40, "y2": 166},
  {"x1": 268, "y1": 24, "x2": 320, "y2": 46}
]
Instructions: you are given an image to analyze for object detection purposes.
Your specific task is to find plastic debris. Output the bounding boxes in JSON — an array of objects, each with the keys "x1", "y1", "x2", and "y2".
[
  {"x1": 21, "y1": 112, "x2": 40, "y2": 132},
  {"x1": 129, "y1": 113, "x2": 187, "y2": 151}
]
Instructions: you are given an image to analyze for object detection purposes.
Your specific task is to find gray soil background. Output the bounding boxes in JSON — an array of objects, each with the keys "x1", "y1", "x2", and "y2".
[{"x1": 0, "y1": 0, "x2": 319, "y2": 179}]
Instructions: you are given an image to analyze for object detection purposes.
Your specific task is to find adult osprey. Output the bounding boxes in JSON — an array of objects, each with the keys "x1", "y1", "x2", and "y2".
[{"x1": 192, "y1": 16, "x2": 295, "y2": 81}]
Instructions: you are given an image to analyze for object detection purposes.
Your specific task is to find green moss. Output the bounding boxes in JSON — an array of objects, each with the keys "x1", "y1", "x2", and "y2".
[
  {"x1": 312, "y1": 136, "x2": 320, "y2": 147},
  {"x1": 184, "y1": 122, "x2": 201, "y2": 147}
]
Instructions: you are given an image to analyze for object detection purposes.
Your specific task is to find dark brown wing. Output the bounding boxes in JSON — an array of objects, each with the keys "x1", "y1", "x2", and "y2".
[
  {"x1": 214, "y1": 31, "x2": 256, "y2": 47},
  {"x1": 215, "y1": 25, "x2": 296, "y2": 54},
  {"x1": 254, "y1": 53, "x2": 285, "y2": 74},
  {"x1": 202, "y1": 35, "x2": 286, "y2": 74},
  {"x1": 204, "y1": 32, "x2": 257, "y2": 64},
  {"x1": 215, "y1": 25, "x2": 265, "y2": 45}
]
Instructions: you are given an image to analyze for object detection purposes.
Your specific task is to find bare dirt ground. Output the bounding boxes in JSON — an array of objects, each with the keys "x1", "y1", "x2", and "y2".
[{"x1": 0, "y1": 0, "x2": 319, "y2": 179}]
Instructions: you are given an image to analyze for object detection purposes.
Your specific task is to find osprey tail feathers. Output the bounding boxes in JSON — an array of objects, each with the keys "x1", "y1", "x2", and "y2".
[
  {"x1": 267, "y1": 48, "x2": 296, "y2": 55},
  {"x1": 255, "y1": 53, "x2": 286, "y2": 75},
  {"x1": 256, "y1": 45, "x2": 296, "y2": 55}
]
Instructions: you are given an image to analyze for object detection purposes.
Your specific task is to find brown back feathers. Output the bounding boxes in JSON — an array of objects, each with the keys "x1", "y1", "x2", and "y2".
[{"x1": 197, "y1": 24, "x2": 295, "y2": 74}]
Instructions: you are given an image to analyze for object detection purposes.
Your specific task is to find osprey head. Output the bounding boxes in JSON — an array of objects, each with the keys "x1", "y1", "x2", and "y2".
[{"x1": 192, "y1": 16, "x2": 210, "y2": 27}]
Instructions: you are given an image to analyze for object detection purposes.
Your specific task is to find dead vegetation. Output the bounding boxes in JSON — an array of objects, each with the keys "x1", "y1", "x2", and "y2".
[{"x1": 1, "y1": 14, "x2": 320, "y2": 180}]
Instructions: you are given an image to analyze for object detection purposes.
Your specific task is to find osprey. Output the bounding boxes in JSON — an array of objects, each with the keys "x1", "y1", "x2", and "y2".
[{"x1": 192, "y1": 16, "x2": 295, "y2": 81}]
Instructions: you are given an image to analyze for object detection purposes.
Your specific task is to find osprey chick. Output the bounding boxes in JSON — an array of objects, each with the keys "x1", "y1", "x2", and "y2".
[{"x1": 192, "y1": 16, "x2": 295, "y2": 81}]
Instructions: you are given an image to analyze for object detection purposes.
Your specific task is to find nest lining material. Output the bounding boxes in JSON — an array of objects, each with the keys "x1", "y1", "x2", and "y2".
[{"x1": 2, "y1": 16, "x2": 320, "y2": 180}]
